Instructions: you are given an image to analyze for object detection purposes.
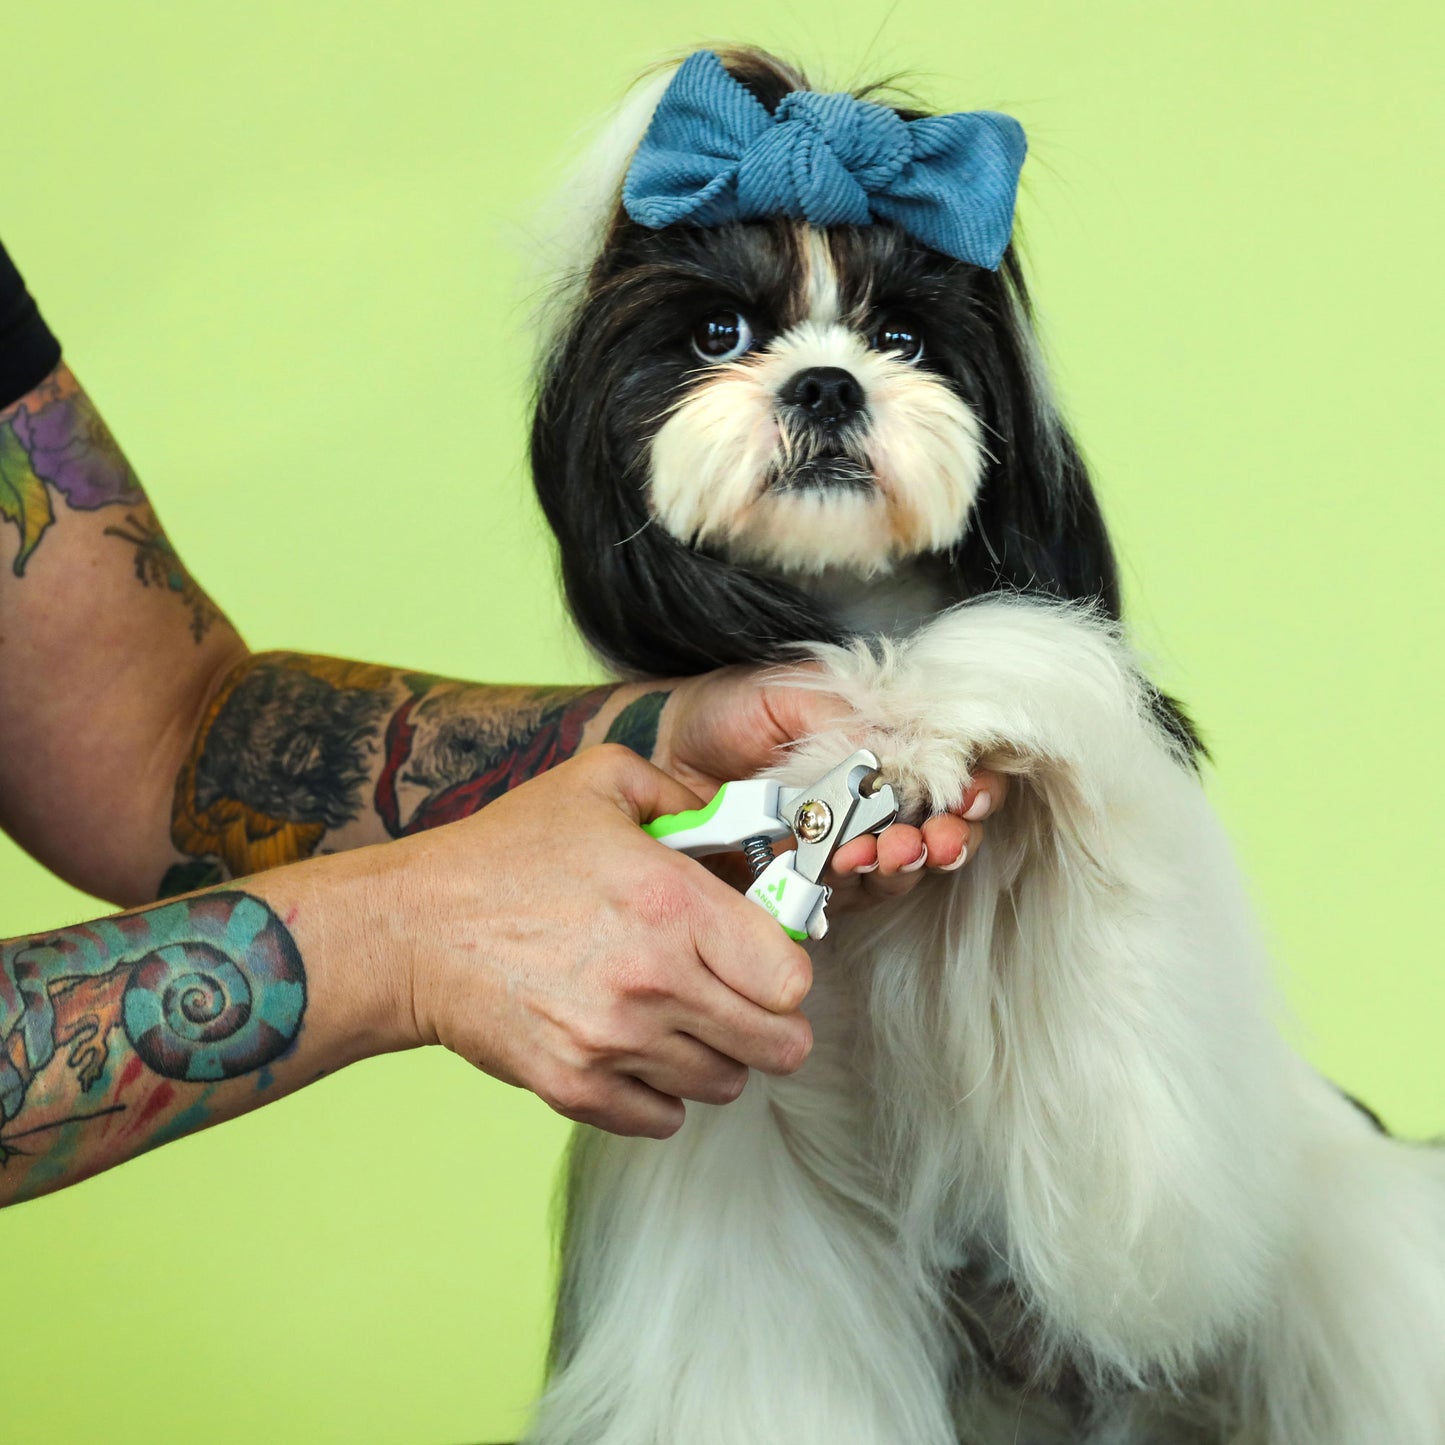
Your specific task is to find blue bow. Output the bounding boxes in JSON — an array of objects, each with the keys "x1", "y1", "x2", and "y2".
[{"x1": 622, "y1": 51, "x2": 1027, "y2": 271}]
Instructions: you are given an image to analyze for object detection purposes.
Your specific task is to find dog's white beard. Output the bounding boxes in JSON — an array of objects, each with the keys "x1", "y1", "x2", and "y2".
[
  {"x1": 525, "y1": 600, "x2": 1445, "y2": 1445},
  {"x1": 647, "y1": 321, "x2": 985, "y2": 577}
]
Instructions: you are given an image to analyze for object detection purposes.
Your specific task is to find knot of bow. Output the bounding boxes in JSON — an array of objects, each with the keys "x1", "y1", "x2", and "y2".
[{"x1": 622, "y1": 51, "x2": 1027, "y2": 271}]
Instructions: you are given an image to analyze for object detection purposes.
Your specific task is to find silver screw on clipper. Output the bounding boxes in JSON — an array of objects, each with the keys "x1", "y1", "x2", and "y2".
[{"x1": 793, "y1": 799, "x2": 833, "y2": 843}]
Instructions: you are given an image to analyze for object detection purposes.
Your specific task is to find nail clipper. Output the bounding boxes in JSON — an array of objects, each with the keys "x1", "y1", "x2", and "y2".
[{"x1": 643, "y1": 749, "x2": 899, "y2": 941}]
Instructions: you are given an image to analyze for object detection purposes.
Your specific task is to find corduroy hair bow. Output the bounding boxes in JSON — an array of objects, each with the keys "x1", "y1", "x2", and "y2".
[{"x1": 622, "y1": 50, "x2": 1027, "y2": 271}]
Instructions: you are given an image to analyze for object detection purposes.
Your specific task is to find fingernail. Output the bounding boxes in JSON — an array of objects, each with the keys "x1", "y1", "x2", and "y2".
[
  {"x1": 899, "y1": 845, "x2": 929, "y2": 874},
  {"x1": 853, "y1": 860, "x2": 879, "y2": 874},
  {"x1": 939, "y1": 846, "x2": 969, "y2": 872},
  {"x1": 963, "y1": 790, "x2": 991, "y2": 822}
]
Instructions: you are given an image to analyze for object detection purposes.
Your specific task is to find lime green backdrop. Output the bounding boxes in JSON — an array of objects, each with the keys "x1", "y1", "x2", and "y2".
[{"x1": 3, "y1": 2, "x2": 1441, "y2": 1441}]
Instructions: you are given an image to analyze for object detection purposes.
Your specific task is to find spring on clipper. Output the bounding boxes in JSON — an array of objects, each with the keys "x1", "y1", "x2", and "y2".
[{"x1": 742, "y1": 836, "x2": 775, "y2": 879}]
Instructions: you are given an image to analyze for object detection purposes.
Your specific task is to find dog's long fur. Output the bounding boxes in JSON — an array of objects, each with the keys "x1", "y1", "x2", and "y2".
[{"x1": 522, "y1": 48, "x2": 1445, "y2": 1445}]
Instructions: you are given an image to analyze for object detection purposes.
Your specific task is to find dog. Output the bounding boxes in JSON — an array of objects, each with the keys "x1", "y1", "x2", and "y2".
[{"x1": 521, "y1": 46, "x2": 1445, "y2": 1444}]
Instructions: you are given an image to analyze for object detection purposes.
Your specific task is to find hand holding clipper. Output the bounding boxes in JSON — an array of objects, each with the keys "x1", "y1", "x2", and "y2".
[{"x1": 644, "y1": 750, "x2": 899, "y2": 940}]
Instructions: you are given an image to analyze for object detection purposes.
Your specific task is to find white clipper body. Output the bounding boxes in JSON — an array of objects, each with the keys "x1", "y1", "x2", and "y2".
[
  {"x1": 643, "y1": 751, "x2": 899, "y2": 943},
  {"x1": 744, "y1": 855, "x2": 830, "y2": 941}
]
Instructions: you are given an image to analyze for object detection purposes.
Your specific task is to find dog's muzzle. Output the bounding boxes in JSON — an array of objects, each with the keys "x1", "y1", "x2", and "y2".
[{"x1": 772, "y1": 366, "x2": 873, "y2": 492}]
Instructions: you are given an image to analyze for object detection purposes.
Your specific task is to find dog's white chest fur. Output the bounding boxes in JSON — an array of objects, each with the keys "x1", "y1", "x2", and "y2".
[{"x1": 526, "y1": 602, "x2": 1445, "y2": 1445}]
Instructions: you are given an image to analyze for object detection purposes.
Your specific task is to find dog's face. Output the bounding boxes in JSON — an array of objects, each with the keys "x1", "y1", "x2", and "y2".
[
  {"x1": 630, "y1": 222, "x2": 987, "y2": 577},
  {"x1": 532, "y1": 52, "x2": 1121, "y2": 678}
]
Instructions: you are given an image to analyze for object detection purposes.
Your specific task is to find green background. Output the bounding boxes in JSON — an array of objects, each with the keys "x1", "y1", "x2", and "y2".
[{"x1": 3, "y1": 2, "x2": 1441, "y2": 1441}]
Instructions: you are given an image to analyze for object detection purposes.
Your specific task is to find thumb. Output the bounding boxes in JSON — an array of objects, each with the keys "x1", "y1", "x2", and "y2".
[
  {"x1": 588, "y1": 743, "x2": 711, "y2": 825},
  {"x1": 758, "y1": 669, "x2": 851, "y2": 755}
]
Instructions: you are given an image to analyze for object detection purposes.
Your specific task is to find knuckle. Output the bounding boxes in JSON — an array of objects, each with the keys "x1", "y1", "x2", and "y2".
[
  {"x1": 541, "y1": 1071, "x2": 602, "y2": 1122},
  {"x1": 774, "y1": 954, "x2": 812, "y2": 1013},
  {"x1": 591, "y1": 740, "x2": 640, "y2": 775},
  {"x1": 693, "y1": 1063, "x2": 749, "y2": 1105},
  {"x1": 569, "y1": 1004, "x2": 633, "y2": 1064},
  {"x1": 570, "y1": 747, "x2": 607, "y2": 785},
  {"x1": 631, "y1": 862, "x2": 693, "y2": 932},
  {"x1": 567, "y1": 1018, "x2": 608, "y2": 1064},
  {"x1": 579, "y1": 742, "x2": 648, "y2": 802},
  {"x1": 612, "y1": 953, "x2": 674, "y2": 1007},
  {"x1": 647, "y1": 1107, "x2": 685, "y2": 1140},
  {"x1": 771, "y1": 1019, "x2": 813, "y2": 1075}
]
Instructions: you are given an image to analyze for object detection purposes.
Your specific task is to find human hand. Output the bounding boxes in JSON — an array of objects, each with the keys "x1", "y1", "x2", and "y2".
[
  {"x1": 654, "y1": 666, "x2": 1009, "y2": 903},
  {"x1": 368, "y1": 744, "x2": 813, "y2": 1138},
  {"x1": 823, "y1": 773, "x2": 1008, "y2": 910}
]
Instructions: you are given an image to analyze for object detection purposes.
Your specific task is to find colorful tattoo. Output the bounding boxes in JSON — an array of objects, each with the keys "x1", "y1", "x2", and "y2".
[
  {"x1": 170, "y1": 654, "x2": 396, "y2": 879},
  {"x1": 376, "y1": 684, "x2": 612, "y2": 835},
  {"x1": 104, "y1": 511, "x2": 220, "y2": 642},
  {"x1": 167, "y1": 654, "x2": 623, "y2": 890},
  {"x1": 0, "y1": 891, "x2": 306, "y2": 1183},
  {"x1": 0, "y1": 368, "x2": 218, "y2": 642},
  {"x1": 158, "y1": 859, "x2": 226, "y2": 900},
  {"x1": 604, "y1": 690, "x2": 669, "y2": 758},
  {"x1": 0, "y1": 368, "x2": 142, "y2": 574},
  {"x1": 0, "y1": 420, "x2": 54, "y2": 575}
]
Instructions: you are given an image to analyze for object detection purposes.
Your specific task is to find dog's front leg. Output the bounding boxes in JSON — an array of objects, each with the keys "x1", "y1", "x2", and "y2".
[{"x1": 787, "y1": 599, "x2": 1296, "y2": 1394}]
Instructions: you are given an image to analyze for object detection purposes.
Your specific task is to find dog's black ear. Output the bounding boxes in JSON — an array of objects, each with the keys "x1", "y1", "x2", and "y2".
[
  {"x1": 940, "y1": 250, "x2": 1205, "y2": 761},
  {"x1": 531, "y1": 337, "x2": 842, "y2": 678},
  {"x1": 944, "y1": 249, "x2": 1121, "y2": 620}
]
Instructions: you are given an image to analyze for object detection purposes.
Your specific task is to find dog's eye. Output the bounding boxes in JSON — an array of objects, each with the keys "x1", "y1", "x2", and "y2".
[
  {"x1": 691, "y1": 311, "x2": 754, "y2": 363},
  {"x1": 870, "y1": 316, "x2": 923, "y2": 364}
]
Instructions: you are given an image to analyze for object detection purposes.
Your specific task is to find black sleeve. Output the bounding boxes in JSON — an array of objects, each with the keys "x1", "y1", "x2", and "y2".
[{"x1": 0, "y1": 239, "x2": 63, "y2": 409}]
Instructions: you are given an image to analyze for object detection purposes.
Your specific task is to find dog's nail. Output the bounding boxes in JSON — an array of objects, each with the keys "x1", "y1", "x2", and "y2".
[
  {"x1": 962, "y1": 790, "x2": 991, "y2": 822},
  {"x1": 939, "y1": 846, "x2": 969, "y2": 872},
  {"x1": 899, "y1": 845, "x2": 929, "y2": 874}
]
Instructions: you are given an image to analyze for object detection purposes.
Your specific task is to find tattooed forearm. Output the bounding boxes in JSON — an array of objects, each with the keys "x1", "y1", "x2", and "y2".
[
  {"x1": 165, "y1": 653, "x2": 398, "y2": 892},
  {"x1": 0, "y1": 890, "x2": 306, "y2": 1204},
  {"x1": 164, "y1": 651, "x2": 673, "y2": 895},
  {"x1": 604, "y1": 690, "x2": 670, "y2": 758},
  {"x1": 375, "y1": 682, "x2": 613, "y2": 836}
]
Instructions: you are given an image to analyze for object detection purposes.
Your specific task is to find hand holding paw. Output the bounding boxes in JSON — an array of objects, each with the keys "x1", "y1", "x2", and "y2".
[{"x1": 825, "y1": 770, "x2": 1008, "y2": 909}]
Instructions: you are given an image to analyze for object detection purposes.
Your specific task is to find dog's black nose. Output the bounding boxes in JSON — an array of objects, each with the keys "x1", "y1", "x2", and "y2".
[{"x1": 782, "y1": 366, "x2": 865, "y2": 424}]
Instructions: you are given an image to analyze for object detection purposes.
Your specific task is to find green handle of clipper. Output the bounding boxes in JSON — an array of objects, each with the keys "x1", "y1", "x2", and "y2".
[{"x1": 641, "y1": 784, "x2": 730, "y2": 842}]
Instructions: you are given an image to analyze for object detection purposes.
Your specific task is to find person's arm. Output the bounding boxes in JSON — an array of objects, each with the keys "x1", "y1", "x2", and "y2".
[
  {"x1": 1, "y1": 743, "x2": 817, "y2": 1206},
  {"x1": 0, "y1": 350, "x2": 668, "y2": 899},
  {"x1": 0, "y1": 350, "x2": 999, "y2": 911},
  {"x1": 0, "y1": 243, "x2": 1007, "y2": 1203}
]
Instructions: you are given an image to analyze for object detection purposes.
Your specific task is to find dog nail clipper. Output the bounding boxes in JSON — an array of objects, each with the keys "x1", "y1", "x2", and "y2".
[{"x1": 643, "y1": 749, "x2": 900, "y2": 941}]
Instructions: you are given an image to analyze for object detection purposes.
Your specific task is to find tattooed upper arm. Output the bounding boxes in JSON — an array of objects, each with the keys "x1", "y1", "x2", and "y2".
[
  {"x1": 0, "y1": 365, "x2": 217, "y2": 638},
  {"x1": 0, "y1": 365, "x2": 249, "y2": 905},
  {"x1": 0, "y1": 367, "x2": 142, "y2": 572},
  {"x1": 0, "y1": 368, "x2": 668, "y2": 904},
  {"x1": 102, "y1": 511, "x2": 220, "y2": 641}
]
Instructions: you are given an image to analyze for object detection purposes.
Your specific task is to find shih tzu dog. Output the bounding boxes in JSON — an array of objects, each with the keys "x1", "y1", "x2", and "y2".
[{"x1": 522, "y1": 46, "x2": 1445, "y2": 1445}]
